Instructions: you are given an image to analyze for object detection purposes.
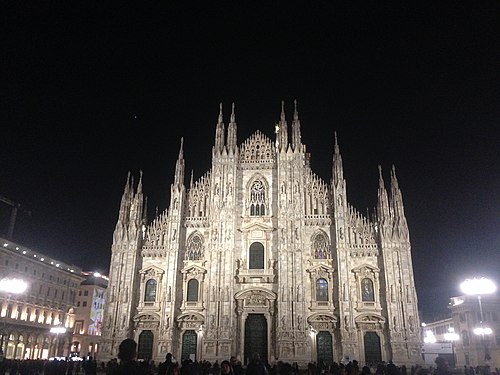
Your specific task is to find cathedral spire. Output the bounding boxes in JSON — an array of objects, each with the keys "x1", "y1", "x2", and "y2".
[
  {"x1": 174, "y1": 138, "x2": 185, "y2": 187},
  {"x1": 377, "y1": 165, "x2": 390, "y2": 223},
  {"x1": 390, "y1": 165, "x2": 406, "y2": 220},
  {"x1": 332, "y1": 132, "x2": 344, "y2": 186},
  {"x1": 291, "y1": 99, "x2": 302, "y2": 151},
  {"x1": 129, "y1": 170, "x2": 145, "y2": 226},
  {"x1": 190, "y1": 170, "x2": 194, "y2": 189},
  {"x1": 117, "y1": 171, "x2": 132, "y2": 224},
  {"x1": 227, "y1": 102, "x2": 238, "y2": 154},
  {"x1": 276, "y1": 100, "x2": 288, "y2": 152},
  {"x1": 214, "y1": 102, "x2": 225, "y2": 154}
]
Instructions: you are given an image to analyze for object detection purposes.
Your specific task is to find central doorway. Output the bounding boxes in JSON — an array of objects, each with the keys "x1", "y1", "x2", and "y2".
[
  {"x1": 244, "y1": 314, "x2": 268, "y2": 365},
  {"x1": 181, "y1": 330, "x2": 197, "y2": 361},
  {"x1": 364, "y1": 331, "x2": 382, "y2": 365},
  {"x1": 137, "y1": 330, "x2": 154, "y2": 360},
  {"x1": 316, "y1": 331, "x2": 333, "y2": 366}
]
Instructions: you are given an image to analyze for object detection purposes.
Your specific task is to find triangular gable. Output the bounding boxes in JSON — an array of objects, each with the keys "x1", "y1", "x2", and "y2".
[
  {"x1": 181, "y1": 264, "x2": 207, "y2": 275},
  {"x1": 139, "y1": 265, "x2": 165, "y2": 275}
]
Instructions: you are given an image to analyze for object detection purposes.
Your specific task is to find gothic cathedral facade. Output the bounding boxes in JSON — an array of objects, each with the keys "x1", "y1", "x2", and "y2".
[{"x1": 101, "y1": 102, "x2": 422, "y2": 366}]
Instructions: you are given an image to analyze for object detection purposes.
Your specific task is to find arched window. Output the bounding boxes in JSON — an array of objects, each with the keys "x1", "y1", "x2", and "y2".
[
  {"x1": 249, "y1": 242, "x2": 265, "y2": 269},
  {"x1": 250, "y1": 180, "x2": 266, "y2": 216},
  {"x1": 144, "y1": 279, "x2": 157, "y2": 302},
  {"x1": 361, "y1": 278, "x2": 375, "y2": 301},
  {"x1": 187, "y1": 279, "x2": 199, "y2": 301},
  {"x1": 316, "y1": 278, "x2": 329, "y2": 301},
  {"x1": 313, "y1": 233, "x2": 329, "y2": 259},
  {"x1": 186, "y1": 234, "x2": 204, "y2": 260}
]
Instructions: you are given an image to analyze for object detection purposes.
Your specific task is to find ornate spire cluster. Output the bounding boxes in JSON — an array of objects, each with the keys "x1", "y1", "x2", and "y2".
[
  {"x1": 376, "y1": 165, "x2": 408, "y2": 239},
  {"x1": 213, "y1": 102, "x2": 238, "y2": 156}
]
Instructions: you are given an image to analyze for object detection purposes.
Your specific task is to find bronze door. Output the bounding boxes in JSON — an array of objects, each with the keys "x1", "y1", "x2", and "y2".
[
  {"x1": 364, "y1": 331, "x2": 382, "y2": 365},
  {"x1": 244, "y1": 314, "x2": 268, "y2": 365},
  {"x1": 181, "y1": 330, "x2": 197, "y2": 361},
  {"x1": 137, "y1": 330, "x2": 154, "y2": 360},
  {"x1": 316, "y1": 331, "x2": 333, "y2": 366}
]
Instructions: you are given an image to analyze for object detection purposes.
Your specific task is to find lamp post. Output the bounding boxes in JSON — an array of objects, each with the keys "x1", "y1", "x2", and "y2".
[
  {"x1": 443, "y1": 327, "x2": 459, "y2": 368},
  {"x1": 0, "y1": 278, "x2": 28, "y2": 355},
  {"x1": 460, "y1": 277, "x2": 496, "y2": 366},
  {"x1": 50, "y1": 326, "x2": 67, "y2": 357}
]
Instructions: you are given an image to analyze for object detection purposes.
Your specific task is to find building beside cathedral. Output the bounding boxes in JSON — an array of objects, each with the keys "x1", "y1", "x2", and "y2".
[{"x1": 101, "y1": 102, "x2": 422, "y2": 366}]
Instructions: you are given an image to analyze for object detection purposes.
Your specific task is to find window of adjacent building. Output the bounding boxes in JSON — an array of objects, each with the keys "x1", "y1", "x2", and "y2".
[
  {"x1": 83, "y1": 301, "x2": 87, "y2": 307},
  {"x1": 144, "y1": 279, "x2": 157, "y2": 302},
  {"x1": 77, "y1": 301, "x2": 80, "y2": 307},
  {"x1": 84, "y1": 290, "x2": 89, "y2": 296},
  {"x1": 361, "y1": 278, "x2": 375, "y2": 302},
  {"x1": 74, "y1": 321, "x2": 83, "y2": 335},
  {"x1": 313, "y1": 232, "x2": 329, "y2": 259},
  {"x1": 249, "y1": 242, "x2": 264, "y2": 269},
  {"x1": 187, "y1": 279, "x2": 199, "y2": 302},
  {"x1": 79, "y1": 291, "x2": 82, "y2": 296},
  {"x1": 316, "y1": 278, "x2": 329, "y2": 301},
  {"x1": 249, "y1": 180, "x2": 266, "y2": 216}
]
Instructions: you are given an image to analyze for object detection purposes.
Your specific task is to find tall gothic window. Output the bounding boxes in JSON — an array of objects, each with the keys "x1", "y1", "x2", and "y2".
[
  {"x1": 144, "y1": 279, "x2": 157, "y2": 302},
  {"x1": 249, "y1": 242, "x2": 265, "y2": 269},
  {"x1": 316, "y1": 278, "x2": 329, "y2": 301},
  {"x1": 187, "y1": 279, "x2": 199, "y2": 301},
  {"x1": 186, "y1": 233, "x2": 203, "y2": 260},
  {"x1": 250, "y1": 180, "x2": 266, "y2": 216},
  {"x1": 361, "y1": 278, "x2": 375, "y2": 301},
  {"x1": 313, "y1": 233, "x2": 329, "y2": 259}
]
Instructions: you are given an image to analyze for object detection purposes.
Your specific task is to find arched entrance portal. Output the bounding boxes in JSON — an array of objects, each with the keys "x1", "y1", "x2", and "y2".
[
  {"x1": 364, "y1": 332, "x2": 382, "y2": 365},
  {"x1": 316, "y1": 331, "x2": 333, "y2": 366},
  {"x1": 181, "y1": 330, "x2": 197, "y2": 361},
  {"x1": 138, "y1": 330, "x2": 154, "y2": 360},
  {"x1": 244, "y1": 314, "x2": 267, "y2": 365}
]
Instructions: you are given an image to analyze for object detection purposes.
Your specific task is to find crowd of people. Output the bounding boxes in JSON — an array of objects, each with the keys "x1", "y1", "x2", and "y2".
[{"x1": 0, "y1": 340, "x2": 499, "y2": 375}]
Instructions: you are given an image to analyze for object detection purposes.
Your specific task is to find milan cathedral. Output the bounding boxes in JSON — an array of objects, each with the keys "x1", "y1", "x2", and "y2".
[{"x1": 101, "y1": 102, "x2": 422, "y2": 367}]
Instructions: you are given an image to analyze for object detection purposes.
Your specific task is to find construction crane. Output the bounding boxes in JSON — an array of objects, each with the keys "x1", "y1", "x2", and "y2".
[{"x1": 0, "y1": 195, "x2": 31, "y2": 239}]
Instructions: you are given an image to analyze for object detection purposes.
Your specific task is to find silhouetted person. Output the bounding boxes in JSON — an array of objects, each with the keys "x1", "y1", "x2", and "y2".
[
  {"x1": 433, "y1": 357, "x2": 449, "y2": 375},
  {"x1": 113, "y1": 338, "x2": 149, "y2": 375},
  {"x1": 158, "y1": 353, "x2": 173, "y2": 375},
  {"x1": 246, "y1": 353, "x2": 268, "y2": 375}
]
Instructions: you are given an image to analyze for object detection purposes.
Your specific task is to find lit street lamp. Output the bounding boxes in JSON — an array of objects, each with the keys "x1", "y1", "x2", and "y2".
[
  {"x1": 460, "y1": 277, "x2": 496, "y2": 365},
  {"x1": 0, "y1": 278, "x2": 28, "y2": 354}
]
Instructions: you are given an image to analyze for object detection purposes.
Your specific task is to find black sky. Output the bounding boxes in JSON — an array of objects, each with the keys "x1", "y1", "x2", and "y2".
[{"x1": 1, "y1": 1, "x2": 499, "y2": 321}]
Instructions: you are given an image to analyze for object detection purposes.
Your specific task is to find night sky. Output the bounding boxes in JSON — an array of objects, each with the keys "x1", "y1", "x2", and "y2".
[{"x1": 2, "y1": 2, "x2": 499, "y2": 321}]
